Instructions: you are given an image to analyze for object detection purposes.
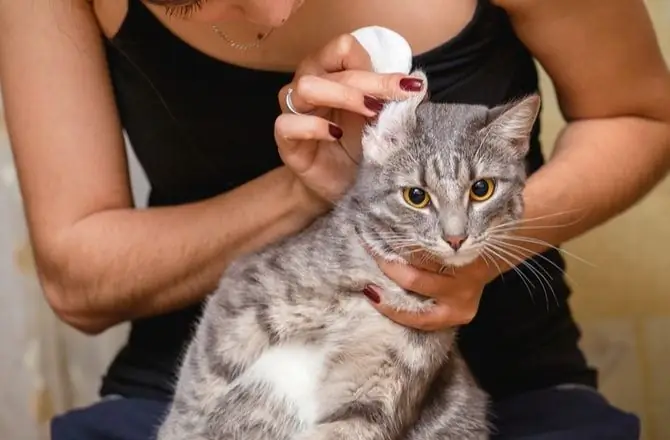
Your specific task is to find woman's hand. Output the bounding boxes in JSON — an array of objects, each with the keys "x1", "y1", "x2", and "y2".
[
  {"x1": 275, "y1": 33, "x2": 425, "y2": 207},
  {"x1": 364, "y1": 254, "x2": 499, "y2": 331}
]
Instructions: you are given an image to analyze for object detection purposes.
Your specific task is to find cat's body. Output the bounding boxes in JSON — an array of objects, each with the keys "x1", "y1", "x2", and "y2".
[
  {"x1": 157, "y1": 71, "x2": 540, "y2": 440},
  {"x1": 158, "y1": 211, "x2": 486, "y2": 440}
]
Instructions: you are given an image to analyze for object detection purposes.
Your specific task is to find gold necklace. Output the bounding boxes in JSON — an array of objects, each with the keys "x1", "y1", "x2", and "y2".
[{"x1": 211, "y1": 24, "x2": 275, "y2": 51}]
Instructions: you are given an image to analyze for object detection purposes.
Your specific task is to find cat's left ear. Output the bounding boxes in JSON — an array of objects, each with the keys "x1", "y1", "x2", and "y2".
[
  {"x1": 361, "y1": 69, "x2": 429, "y2": 165},
  {"x1": 483, "y1": 94, "x2": 541, "y2": 159}
]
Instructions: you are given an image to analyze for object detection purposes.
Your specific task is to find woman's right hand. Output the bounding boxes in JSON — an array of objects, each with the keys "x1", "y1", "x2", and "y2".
[{"x1": 274, "y1": 34, "x2": 425, "y2": 210}]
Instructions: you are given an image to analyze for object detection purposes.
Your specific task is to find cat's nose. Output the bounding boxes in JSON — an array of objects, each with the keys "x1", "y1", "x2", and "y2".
[{"x1": 445, "y1": 235, "x2": 468, "y2": 251}]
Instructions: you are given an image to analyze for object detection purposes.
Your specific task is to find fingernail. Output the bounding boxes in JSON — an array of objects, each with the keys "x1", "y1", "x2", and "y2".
[
  {"x1": 362, "y1": 285, "x2": 381, "y2": 304},
  {"x1": 363, "y1": 95, "x2": 384, "y2": 112},
  {"x1": 400, "y1": 77, "x2": 424, "y2": 92},
  {"x1": 328, "y1": 124, "x2": 343, "y2": 139}
]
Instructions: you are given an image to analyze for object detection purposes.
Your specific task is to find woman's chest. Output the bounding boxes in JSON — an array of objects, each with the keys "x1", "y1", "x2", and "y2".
[{"x1": 94, "y1": 0, "x2": 478, "y2": 72}]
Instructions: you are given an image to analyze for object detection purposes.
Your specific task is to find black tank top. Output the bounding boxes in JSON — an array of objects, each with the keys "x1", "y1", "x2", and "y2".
[{"x1": 100, "y1": 0, "x2": 597, "y2": 402}]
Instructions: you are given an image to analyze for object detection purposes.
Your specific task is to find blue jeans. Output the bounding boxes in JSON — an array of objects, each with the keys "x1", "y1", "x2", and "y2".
[{"x1": 51, "y1": 384, "x2": 640, "y2": 440}]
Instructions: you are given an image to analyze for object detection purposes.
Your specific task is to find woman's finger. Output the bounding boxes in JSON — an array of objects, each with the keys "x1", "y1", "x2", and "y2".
[
  {"x1": 372, "y1": 300, "x2": 454, "y2": 332},
  {"x1": 274, "y1": 113, "x2": 343, "y2": 172},
  {"x1": 327, "y1": 70, "x2": 425, "y2": 101},
  {"x1": 367, "y1": 292, "x2": 480, "y2": 330},
  {"x1": 279, "y1": 70, "x2": 426, "y2": 116},
  {"x1": 274, "y1": 112, "x2": 343, "y2": 144},
  {"x1": 286, "y1": 74, "x2": 385, "y2": 118},
  {"x1": 376, "y1": 259, "x2": 453, "y2": 299}
]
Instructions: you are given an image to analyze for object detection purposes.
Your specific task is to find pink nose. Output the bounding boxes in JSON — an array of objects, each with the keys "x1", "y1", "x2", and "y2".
[{"x1": 445, "y1": 235, "x2": 467, "y2": 251}]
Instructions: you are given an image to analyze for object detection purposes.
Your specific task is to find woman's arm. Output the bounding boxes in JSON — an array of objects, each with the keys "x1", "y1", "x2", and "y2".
[
  {"x1": 0, "y1": 0, "x2": 320, "y2": 335},
  {"x1": 500, "y1": 0, "x2": 670, "y2": 249}
]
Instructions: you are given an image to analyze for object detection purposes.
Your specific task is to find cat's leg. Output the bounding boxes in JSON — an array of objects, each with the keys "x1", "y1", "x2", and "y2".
[
  {"x1": 155, "y1": 263, "x2": 288, "y2": 440},
  {"x1": 403, "y1": 353, "x2": 490, "y2": 440},
  {"x1": 158, "y1": 256, "x2": 331, "y2": 440}
]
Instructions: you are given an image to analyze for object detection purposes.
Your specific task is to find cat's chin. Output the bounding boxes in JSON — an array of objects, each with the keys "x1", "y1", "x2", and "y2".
[{"x1": 441, "y1": 250, "x2": 481, "y2": 268}]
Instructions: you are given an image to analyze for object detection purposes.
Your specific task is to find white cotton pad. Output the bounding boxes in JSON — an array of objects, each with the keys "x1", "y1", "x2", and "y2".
[{"x1": 350, "y1": 26, "x2": 413, "y2": 75}]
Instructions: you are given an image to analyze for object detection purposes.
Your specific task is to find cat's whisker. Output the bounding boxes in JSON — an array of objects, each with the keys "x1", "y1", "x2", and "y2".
[
  {"x1": 375, "y1": 234, "x2": 415, "y2": 240},
  {"x1": 492, "y1": 234, "x2": 594, "y2": 267},
  {"x1": 487, "y1": 241, "x2": 554, "y2": 286},
  {"x1": 402, "y1": 248, "x2": 426, "y2": 256},
  {"x1": 392, "y1": 245, "x2": 423, "y2": 254},
  {"x1": 487, "y1": 238, "x2": 562, "y2": 305},
  {"x1": 479, "y1": 252, "x2": 491, "y2": 269},
  {"x1": 478, "y1": 250, "x2": 502, "y2": 280},
  {"x1": 488, "y1": 209, "x2": 586, "y2": 231},
  {"x1": 373, "y1": 230, "x2": 409, "y2": 236},
  {"x1": 487, "y1": 238, "x2": 556, "y2": 280},
  {"x1": 481, "y1": 245, "x2": 535, "y2": 301},
  {"x1": 379, "y1": 241, "x2": 417, "y2": 248},
  {"x1": 486, "y1": 243, "x2": 553, "y2": 308},
  {"x1": 482, "y1": 244, "x2": 536, "y2": 290},
  {"x1": 487, "y1": 236, "x2": 576, "y2": 287},
  {"x1": 486, "y1": 242, "x2": 558, "y2": 309},
  {"x1": 372, "y1": 234, "x2": 418, "y2": 243},
  {"x1": 417, "y1": 250, "x2": 439, "y2": 267},
  {"x1": 489, "y1": 223, "x2": 582, "y2": 233}
]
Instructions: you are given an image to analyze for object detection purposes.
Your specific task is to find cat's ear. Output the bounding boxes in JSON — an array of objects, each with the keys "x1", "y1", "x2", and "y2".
[
  {"x1": 483, "y1": 94, "x2": 541, "y2": 158},
  {"x1": 361, "y1": 69, "x2": 429, "y2": 165}
]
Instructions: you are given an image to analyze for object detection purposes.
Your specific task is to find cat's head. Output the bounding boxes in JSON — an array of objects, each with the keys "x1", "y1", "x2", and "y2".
[{"x1": 349, "y1": 70, "x2": 540, "y2": 267}]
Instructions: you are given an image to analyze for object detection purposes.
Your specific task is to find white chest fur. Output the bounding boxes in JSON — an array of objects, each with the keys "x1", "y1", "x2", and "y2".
[{"x1": 243, "y1": 343, "x2": 329, "y2": 426}]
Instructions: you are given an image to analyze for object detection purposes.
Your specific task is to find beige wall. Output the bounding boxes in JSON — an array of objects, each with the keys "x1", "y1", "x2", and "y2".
[{"x1": 537, "y1": 2, "x2": 670, "y2": 439}]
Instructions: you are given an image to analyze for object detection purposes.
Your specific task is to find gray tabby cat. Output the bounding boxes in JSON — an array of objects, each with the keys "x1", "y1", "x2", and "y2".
[{"x1": 156, "y1": 70, "x2": 540, "y2": 440}]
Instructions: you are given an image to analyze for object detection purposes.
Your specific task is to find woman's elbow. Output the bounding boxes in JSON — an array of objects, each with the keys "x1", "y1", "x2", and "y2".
[
  {"x1": 41, "y1": 280, "x2": 117, "y2": 335},
  {"x1": 36, "y1": 249, "x2": 119, "y2": 336}
]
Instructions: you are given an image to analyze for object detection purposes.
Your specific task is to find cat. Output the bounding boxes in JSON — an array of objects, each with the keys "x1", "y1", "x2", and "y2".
[{"x1": 156, "y1": 70, "x2": 541, "y2": 440}]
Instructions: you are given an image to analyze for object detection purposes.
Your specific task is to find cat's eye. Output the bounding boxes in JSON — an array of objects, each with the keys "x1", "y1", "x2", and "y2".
[
  {"x1": 469, "y1": 179, "x2": 495, "y2": 202},
  {"x1": 402, "y1": 187, "x2": 431, "y2": 209}
]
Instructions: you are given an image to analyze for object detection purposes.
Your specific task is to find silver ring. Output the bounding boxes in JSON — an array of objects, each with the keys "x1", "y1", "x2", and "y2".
[{"x1": 285, "y1": 88, "x2": 314, "y2": 115}]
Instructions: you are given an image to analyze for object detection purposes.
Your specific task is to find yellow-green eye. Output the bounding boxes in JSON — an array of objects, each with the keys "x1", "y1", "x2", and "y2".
[
  {"x1": 470, "y1": 178, "x2": 495, "y2": 202},
  {"x1": 402, "y1": 187, "x2": 431, "y2": 209}
]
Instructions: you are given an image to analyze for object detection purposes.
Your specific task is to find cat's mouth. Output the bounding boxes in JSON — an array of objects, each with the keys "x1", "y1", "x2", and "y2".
[{"x1": 399, "y1": 239, "x2": 484, "y2": 268}]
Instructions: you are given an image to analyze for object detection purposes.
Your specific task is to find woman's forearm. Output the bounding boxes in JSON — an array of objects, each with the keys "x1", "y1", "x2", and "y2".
[{"x1": 43, "y1": 166, "x2": 322, "y2": 334}]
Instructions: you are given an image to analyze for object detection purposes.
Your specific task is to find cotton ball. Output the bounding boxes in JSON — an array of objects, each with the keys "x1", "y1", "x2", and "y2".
[{"x1": 350, "y1": 26, "x2": 413, "y2": 75}]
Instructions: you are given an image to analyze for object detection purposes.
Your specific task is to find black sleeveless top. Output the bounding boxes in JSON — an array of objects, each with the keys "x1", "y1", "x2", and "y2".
[{"x1": 100, "y1": 0, "x2": 597, "y2": 402}]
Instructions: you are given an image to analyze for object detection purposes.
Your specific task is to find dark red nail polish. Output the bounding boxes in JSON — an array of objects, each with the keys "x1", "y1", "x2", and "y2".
[
  {"x1": 362, "y1": 285, "x2": 381, "y2": 304},
  {"x1": 328, "y1": 124, "x2": 343, "y2": 139},
  {"x1": 363, "y1": 95, "x2": 384, "y2": 112},
  {"x1": 399, "y1": 77, "x2": 424, "y2": 92}
]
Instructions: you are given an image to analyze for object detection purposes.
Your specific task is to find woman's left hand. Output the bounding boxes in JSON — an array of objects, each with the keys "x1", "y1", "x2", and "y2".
[{"x1": 364, "y1": 255, "x2": 497, "y2": 331}]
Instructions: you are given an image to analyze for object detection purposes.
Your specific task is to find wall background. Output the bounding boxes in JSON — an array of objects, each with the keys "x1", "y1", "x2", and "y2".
[{"x1": 0, "y1": 1, "x2": 668, "y2": 438}]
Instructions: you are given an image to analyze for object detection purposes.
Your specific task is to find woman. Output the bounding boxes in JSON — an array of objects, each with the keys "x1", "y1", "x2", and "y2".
[{"x1": 1, "y1": 0, "x2": 668, "y2": 438}]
